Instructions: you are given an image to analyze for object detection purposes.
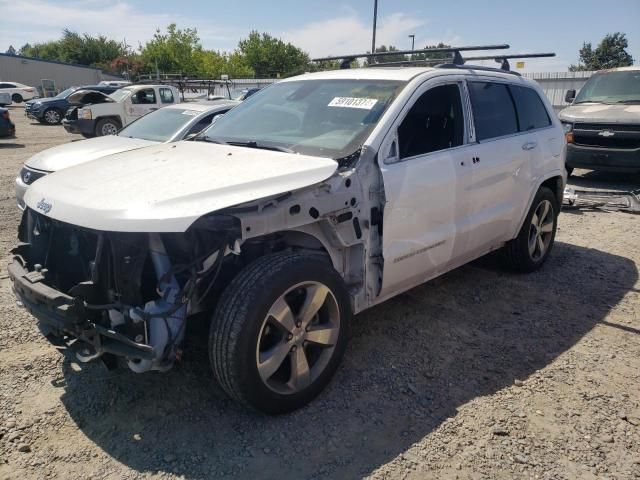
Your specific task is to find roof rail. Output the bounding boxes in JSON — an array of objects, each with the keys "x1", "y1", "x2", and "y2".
[
  {"x1": 312, "y1": 44, "x2": 510, "y2": 69},
  {"x1": 434, "y1": 64, "x2": 522, "y2": 76}
]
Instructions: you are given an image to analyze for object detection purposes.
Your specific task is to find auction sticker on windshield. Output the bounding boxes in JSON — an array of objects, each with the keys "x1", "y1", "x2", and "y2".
[{"x1": 328, "y1": 97, "x2": 378, "y2": 109}]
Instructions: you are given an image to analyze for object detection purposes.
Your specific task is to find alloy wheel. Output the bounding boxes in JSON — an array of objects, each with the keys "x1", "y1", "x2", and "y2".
[
  {"x1": 528, "y1": 199, "x2": 554, "y2": 261},
  {"x1": 256, "y1": 281, "x2": 341, "y2": 395},
  {"x1": 44, "y1": 110, "x2": 60, "y2": 124}
]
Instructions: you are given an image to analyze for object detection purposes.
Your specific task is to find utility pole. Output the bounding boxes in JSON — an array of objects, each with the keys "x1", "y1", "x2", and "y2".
[
  {"x1": 409, "y1": 34, "x2": 415, "y2": 50},
  {"x1": 371, "y1": 0, "x2": 378, "y2": 60}
]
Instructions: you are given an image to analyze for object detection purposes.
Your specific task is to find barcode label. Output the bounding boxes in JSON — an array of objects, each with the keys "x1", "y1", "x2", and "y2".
[{"x1": 328, "y1": 97, "x2": 378, "y2": 109}]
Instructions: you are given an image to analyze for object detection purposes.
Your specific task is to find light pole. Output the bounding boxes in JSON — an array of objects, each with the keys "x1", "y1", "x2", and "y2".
[
  {"x1": 409, "y1": 34, "x2": 415, "y2": 50},
  {"x1": 371, "y1": 0, "x2": 378, "y2": 57}
]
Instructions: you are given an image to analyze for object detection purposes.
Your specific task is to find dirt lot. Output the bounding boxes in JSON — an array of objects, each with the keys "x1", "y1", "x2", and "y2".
[{"x1": 0, "y1": 107, "x2": 639, "y2": 480}]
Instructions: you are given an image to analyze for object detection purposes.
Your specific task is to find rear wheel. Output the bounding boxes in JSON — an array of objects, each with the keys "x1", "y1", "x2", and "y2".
[
  {"x1": 95, "y1": 118, "x2": 120, "y2": 136},
  {"x1": 43, "y1": 108, "x2": 62, "y2": 125},
  {"x1": 210, "y1": 252, "x2": 350, "y2": 414},
  {"x1": 503, "y1": 187, "x2": 558, "y2": 272},
  {"x1": 11, "y1": 93, "x2": 23, "y2": 103},
  {"x1": 566, "y1": 166, "x2": 574, "y2": 177}
]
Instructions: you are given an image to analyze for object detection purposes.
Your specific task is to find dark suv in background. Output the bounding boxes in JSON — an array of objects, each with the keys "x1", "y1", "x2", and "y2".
[{"x1": 24, "y1": 85, "x2": 120, "y2": 125}]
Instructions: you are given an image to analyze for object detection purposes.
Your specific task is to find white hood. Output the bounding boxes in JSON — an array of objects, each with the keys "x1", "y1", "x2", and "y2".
[
  {"x1": 24, "y1": 141, "x2": 338, "y2": 232},
  {"x1": 26, "y1": 135, "x2": 156, "y2": 172}
]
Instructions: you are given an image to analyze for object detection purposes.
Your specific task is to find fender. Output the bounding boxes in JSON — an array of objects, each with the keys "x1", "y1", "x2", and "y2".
[{"x1": 511, "y1": 169, "x2": 565, "y2": 239}]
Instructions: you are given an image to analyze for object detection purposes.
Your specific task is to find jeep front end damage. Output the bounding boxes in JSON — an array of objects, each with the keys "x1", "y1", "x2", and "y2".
[{"x1": 9, "y1": 208, "x2": 238, "y2": 372}]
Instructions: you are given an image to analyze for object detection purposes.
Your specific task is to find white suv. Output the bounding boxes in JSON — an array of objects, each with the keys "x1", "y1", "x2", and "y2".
[{"x1": 9, "y1": 65, "x2": 565, "y2": 414}]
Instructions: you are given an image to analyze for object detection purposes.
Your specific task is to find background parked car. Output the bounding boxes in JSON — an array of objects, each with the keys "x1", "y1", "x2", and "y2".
[
  {"x1": 559, "y1": 66, "x2": 640, "y2": 174},
  {"x1": 0, "y1": 108, "x2": 15, "y2": 138},
  {"x1": 229, "y1": 87, "x2": 262, "y2": 101},
  {"x1": 0, "y1": 92, "x2": 11, "y2": 107},
  {"x1": 24, "y1": 84, "x2": 120, "y2": 125},
  {"x1": 64, "y1": 84, "x2": 181, "y2": 137},
  {"x1": 16, "y1": 100, "x2": 238, "y2": 207},
  {"x1": 0, "y1": 82, "x2": 38, "y2": 103}
]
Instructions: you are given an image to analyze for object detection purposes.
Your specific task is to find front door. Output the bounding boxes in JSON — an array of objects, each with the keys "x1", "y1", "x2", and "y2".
[
  {"x1": 125, "y1": 88, "x2": 159, "y2": 123},
  {"x1": 378, "y1": 80, "x2": 475, "y2": 298}
]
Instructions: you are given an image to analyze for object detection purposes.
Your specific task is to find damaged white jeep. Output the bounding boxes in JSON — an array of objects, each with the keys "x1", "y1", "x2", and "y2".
[{"x1": 9, "y1": 65, "x2": 566, "y2": 414}]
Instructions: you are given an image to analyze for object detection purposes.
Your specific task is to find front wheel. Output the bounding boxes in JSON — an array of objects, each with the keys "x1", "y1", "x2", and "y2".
[
  {"x1": 503, "y1": 187, "x2": 558, "y2": 272},
  {"x1": 95, "y1": 118, "x2": 120, "y2": 136},
  {"x1": 11, "y1": 93, "x2": 23, "y2": 103},
  {"x1": 43, "y1": 108, "x2": 62, "y2": 125},
  {"x1": 209, "y1": 252, "x2": 350, "y2": 414}
]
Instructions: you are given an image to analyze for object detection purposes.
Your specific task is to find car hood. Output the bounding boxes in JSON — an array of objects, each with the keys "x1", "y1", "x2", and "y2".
[
  {"x1": 26, "y1": 97, "x2": 65, "y2": 107},
  {"x1": 25, "y1": 135, "x2": 157, "y2": 172},
  {"x1": 24, "y1": 141, "x2": 338, "y2": 233},
  {"x1": 558, "y1": 103, "x2": 640, "y2": 124}
]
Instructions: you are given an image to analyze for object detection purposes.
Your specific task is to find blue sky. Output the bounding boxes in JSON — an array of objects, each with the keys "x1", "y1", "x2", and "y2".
[{"x1": 0, "y1": 0, "x2": 638, "y2": 72}]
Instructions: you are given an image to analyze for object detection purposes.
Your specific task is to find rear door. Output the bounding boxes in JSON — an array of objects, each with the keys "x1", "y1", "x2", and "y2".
[
  {"x1": 507, "y1": 84, "x2": 559, "y2": 234},
  {"x1": 378, "y1": 78, "x2": 474, "y2": 298},
  {"x1": 463, "y1": 80, "x2": 531, "y2": 257}
]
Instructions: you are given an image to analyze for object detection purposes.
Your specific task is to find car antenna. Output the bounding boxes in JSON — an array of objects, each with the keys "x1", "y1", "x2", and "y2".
[{"x1": 311, "y1": 44, "x2": 510, "y2": 69}]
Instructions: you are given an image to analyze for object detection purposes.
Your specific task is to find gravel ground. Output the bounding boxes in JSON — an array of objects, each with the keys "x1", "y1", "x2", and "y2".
[{"x1": 0, "y1": 107, "x2": 639, "y2": 480}]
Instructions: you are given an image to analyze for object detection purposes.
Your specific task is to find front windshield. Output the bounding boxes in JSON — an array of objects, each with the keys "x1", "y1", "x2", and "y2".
[
  {"x1": 56, "y1": 87, "x2": 78, "y2": 99},
  {"x1": 201, "y1": 79, "x2": 406, "y2": 159},
  {"x1": 109, "y1": 89, "x2": 131, "y2": 102},
  {"x1": 574, "y1": 71, "x2": 640, "y2": 104},
  {"x1": 118, "y1": 108, "x2": 201, "y2": 142}
]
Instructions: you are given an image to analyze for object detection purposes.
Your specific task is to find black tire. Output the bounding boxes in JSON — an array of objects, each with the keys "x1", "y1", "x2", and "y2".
[
  {"x1": 11, "y1": 93, "x2": 23, "y2": 103},
  {"x1": 42, "y1": 108, "x2": 62, "y2": 125},
  {"x1": 566, "y1": 166, "x2": 574, "y2": 177},
  {"x1": 210, "y1": 251, "x2": 350, "y2": 414},
  {"x1": 95, "y1": 118, "x2": 121, "y2": 137},
  {"x1": 503, "y1": 187, "x2": 558, "y2": 273}
]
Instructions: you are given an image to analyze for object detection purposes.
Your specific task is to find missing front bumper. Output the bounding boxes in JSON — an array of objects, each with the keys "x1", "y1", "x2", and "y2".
[{"x1": 8, "y1": 258, "x2": 155, "y2": 361}]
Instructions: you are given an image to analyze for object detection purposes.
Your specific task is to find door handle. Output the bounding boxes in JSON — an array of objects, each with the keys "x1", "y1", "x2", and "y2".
[{"x1": 522, "y1": 141, "x2": 537, "y2": 150}]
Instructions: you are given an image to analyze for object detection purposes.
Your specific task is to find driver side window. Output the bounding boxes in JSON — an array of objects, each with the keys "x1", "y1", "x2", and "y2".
[
  {"x1": 398, "y1": 84, "x2": 464, "y2": 159},
  {"x1": 131, "y1": 89, "x2": 156, "y2": 105}
]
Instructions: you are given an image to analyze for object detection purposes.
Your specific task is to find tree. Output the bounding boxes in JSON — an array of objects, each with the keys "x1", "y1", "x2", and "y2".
[
  {"x1": 5, "y1": 45, "x2": 16, "y2": 55},
  {"x1": 18, "y1": 30, "x2": 126, "y2": 68},
  {"x1": 570, "y1": 33, "x2": 634, "y2": 71},
  {"x1": 369, "y1": 45, "x2": 406, "y2": 64},
  {"x1": 140, "y1": 24, "x2": 202, "y2": 75},
  {"x1": 238, "y1": 31, "x2": 310, "y2": 78}
]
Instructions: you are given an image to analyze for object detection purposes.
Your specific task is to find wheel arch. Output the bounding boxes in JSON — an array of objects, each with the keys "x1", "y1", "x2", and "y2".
[{"x1": 513, "y1": 172, "x2": 565, "y2": 238}]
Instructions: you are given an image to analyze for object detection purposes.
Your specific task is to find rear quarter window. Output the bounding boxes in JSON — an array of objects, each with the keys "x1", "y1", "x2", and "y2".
[
  {"x1": 468, "y1": 81, "x2": 518, "y2": 141},
  {"x1": 509, "y1": 85, "x2": 551, "y2": 131}
]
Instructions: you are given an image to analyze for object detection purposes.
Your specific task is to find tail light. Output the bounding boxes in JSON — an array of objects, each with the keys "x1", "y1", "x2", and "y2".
[
  {"x1": 24, "y1": 88, "x2": 35, "y2": 93},
  {"x1": 1, "y1": 111, "x2": 9, "y2": 120}
]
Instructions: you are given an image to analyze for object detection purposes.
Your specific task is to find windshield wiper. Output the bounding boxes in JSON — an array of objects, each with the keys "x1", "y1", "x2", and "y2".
[
  {"x1": 226, "y1": 141, "x2": 294, "y2": 154},
  {"x1": 573, "y1": 100, "x2": 612, "y2": 105},
  {"x1": 614, "y1": 100, "x2": 640, "y2": 104},
  {"x1": 194, "y1": 137, "x2": 227, "y2": 144}
]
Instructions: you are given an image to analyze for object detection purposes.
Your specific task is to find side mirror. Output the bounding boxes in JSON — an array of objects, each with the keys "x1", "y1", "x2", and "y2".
[
  {"x1": 211, "y1": 113, "x2": 224, "y2": 124},
  {"x1": 184, "y1": 132, "x2": 199, "y2": 141},
  {"x1": 565, "y1": 89, "x2": 576, "y2": 103}
]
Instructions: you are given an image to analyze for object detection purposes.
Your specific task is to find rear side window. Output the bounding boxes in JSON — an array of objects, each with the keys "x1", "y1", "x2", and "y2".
[
  {"x1": 510, "y1": 85, "x2": 551, "y2": 131},
  {"x1": 468, "y1": 82, "x2": 518, "y2": 141},
  {"x1": 160, "y1": 88, "x2": 175, "y2": 104}
]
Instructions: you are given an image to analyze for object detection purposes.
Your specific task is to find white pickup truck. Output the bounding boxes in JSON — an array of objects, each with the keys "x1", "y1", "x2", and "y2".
[{"x1": 63, "y1": 84, "x2": 181, "y2": 137}]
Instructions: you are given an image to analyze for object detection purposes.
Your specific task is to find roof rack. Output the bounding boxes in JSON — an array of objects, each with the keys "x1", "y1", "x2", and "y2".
[
  {"x1": 312, "y1": 44, "x2": 510, "y2": 69},
  {"x1": 464, "y1": 53, "x2": 556, "y2": 71},
  {"x1": 371, "y1": 52, "x2": 556, "y2": 72}
]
